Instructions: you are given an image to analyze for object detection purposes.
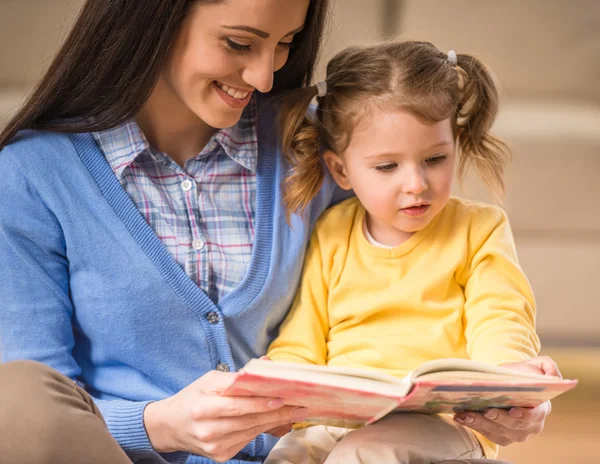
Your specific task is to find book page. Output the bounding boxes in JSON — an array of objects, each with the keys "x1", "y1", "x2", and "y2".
[
  {"x1": 409, "y1": 358, "x2": 558, "y2": 382},
  {"x1": 243, "y1": 359, "x2": 413, "y2": 396},
  {"x1": 416, "y1": 370, "x2": 565, "y2": 383}
]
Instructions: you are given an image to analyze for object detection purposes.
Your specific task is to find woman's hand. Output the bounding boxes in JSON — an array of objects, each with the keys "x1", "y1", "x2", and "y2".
[
  {"x1": 453, "y1": 356, "x2": 561, "y2": 446},
  {"x1": 144, "y1": 370, "x2": 307, "y2": 462}
]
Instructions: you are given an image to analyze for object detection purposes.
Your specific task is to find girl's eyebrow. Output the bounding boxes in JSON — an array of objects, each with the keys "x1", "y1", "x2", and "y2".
[
  {"x1": 364, "y1": 152, "x2": 400, "y2": 159},
  {"x1": 364, "y1": 141, "x2": 453, "y2": 159},
  {"x1": 424, "y1": 140, "x2": 454, "y2": 150},
  {"x1": 223, "y1": 25, "x2": 304, "y2": 39}
]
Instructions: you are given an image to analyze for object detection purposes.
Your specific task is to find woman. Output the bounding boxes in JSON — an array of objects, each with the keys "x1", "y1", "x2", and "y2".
[{"x1": 0, "y1": 1, "x2": 558, "y2": 463}]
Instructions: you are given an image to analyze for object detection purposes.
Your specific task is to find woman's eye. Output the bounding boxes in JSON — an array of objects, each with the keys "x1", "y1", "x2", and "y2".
[
  {"x1": 375, "y1": 163, "x2": 397, "y2": 172},
  {"x1": 226, "y1": 38, "x2": 293, "y2": 55},
  {"x1": 225, "y1": 38, "x2": 251, "y2": 54},
  {"x1": 425, "y1": 155, "x2": 447, "y2": 165},
  {"x1": 277, "y1": 41, "x2": 293, "y2": 51}
]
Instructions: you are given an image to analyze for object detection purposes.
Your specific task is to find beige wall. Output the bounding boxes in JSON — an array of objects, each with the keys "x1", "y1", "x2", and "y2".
[
  {"x1": 0, "y1": 0, "x2": 83, "y2": 126},
  {"x1": 1, "y1": 0, "x2": 598, "y2": 343}
]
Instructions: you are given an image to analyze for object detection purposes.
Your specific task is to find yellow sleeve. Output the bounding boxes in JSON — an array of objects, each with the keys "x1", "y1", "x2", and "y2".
[
  {"x1": 461, "y1": 208, "x2": 540, "y2": 365},
  {"x1": 267, "y1": 231, "x2": 330, "y2": 365}
]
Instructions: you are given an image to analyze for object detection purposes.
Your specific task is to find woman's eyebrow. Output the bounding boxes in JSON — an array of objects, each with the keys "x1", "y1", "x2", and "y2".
[{"x1": 223, "y1": 24, "x2": 304, "y2": 39}]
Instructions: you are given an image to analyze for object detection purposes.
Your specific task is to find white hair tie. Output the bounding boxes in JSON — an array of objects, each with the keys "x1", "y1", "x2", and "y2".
[
  {"x1": 447, "y1": 50, "x2": 457, "y2": 66},
  {"x1": 315, "y1": 80, "x2": 327, "y2": 98}
]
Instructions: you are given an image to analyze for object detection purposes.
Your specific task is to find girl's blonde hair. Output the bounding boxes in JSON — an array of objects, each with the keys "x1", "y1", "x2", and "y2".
[{"x1": 278, "y1": 40, "x2": 510, "y2": 216}]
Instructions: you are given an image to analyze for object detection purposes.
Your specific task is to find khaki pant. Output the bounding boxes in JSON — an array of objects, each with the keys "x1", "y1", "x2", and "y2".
[
  {"x1": 0, "y1": 360, "x2": 132, "y2": 464},
  {"x1": 265, "y1": 414, "x2": 485, "y2": 464}
]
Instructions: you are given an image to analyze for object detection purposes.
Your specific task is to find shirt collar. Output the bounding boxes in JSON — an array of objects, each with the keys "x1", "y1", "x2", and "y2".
[
  {"x1": 212, "y1": 97, "x2": 258, "y2": 173},
  {"x1": 92, "y1": 120, "x2": 149, "y2": 180},
  {"x1": 93, "y1": 97, "x2": 258, "y2": 178}
]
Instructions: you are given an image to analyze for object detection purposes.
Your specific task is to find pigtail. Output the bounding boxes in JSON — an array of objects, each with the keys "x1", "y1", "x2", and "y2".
[
  {"x1": 278, "y1": 86, "x2": 324, "y2": 219},
  {"x1": 455, "y1": 54, "x2": 511, "y2": 199}
]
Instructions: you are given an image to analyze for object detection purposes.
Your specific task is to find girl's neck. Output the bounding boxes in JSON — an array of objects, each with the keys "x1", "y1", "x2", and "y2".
[
  {"x1": 364, "y1": 214, "x2": 415, "y2": 248},
  {"x1": 136, "y1": 78, "x2": 218, "y2": 168}
]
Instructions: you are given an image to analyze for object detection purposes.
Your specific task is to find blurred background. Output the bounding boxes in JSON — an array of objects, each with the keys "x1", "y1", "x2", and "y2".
[{"x1": 1, "y1": 0, "x2": 598, "y2": 462}]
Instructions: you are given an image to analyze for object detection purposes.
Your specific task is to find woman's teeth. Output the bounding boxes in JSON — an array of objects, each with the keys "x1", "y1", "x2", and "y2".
[{"x1": 216, "y1": 82, "x2": 249, "y2": 100}]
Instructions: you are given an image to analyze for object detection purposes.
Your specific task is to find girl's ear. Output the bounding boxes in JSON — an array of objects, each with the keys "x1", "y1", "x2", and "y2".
[{"x1": 323, "y1": 150, "x2": 352, "y2": 190}]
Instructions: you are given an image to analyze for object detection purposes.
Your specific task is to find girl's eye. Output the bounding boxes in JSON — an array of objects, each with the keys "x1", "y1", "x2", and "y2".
[
  {"x1": 425, "y1": 155, "x2": 447, "y2": 165},
  {"x1": 375, "y1": 163, "x2": 397, "y2": 172},
  {"x1": 225, "y1": 38, "x2": 251, "y2": 54}
]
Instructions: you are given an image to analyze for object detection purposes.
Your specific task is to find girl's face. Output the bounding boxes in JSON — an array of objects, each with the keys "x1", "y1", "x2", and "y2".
[
  {"x1": 325, "y1": 110, "x2": 456, "y2": 246},
  {"x1": 162, "y1": 0, "x2": 310, "y2": 129}
]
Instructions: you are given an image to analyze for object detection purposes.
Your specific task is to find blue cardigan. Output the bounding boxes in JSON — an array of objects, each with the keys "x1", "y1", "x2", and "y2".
[{"x1": 0, "y1": 102, "x2": 342, "y2": 464}]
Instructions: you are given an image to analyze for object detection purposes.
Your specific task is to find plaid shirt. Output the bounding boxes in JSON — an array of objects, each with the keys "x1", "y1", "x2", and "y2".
[{"x1": 93, "y1": 101, "x2": 257, "y2": 303}]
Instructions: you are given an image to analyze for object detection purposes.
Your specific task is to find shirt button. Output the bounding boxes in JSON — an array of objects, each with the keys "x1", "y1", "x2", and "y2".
[
  {"x1": 216, "y1": 363, "x2": 230, "y2": 372},
  {"x1": 192, "y1": 239, "x2": 204, "y2": 251},
  {"x1": 180, "y1": 179, "x2": 193, "y2": 191},
  {"x1": 206, "y1": 311, "x2": 220, "y2": 324}
]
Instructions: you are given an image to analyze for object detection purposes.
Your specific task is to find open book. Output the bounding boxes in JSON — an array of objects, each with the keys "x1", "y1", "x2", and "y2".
[{"x1": 222, "y1": 358, "x2": 577, "y2": 429}]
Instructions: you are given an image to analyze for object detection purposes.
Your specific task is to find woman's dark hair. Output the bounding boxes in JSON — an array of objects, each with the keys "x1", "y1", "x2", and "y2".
[{"x1": 0, "y1": 0, "x2": 329, "y2": 149}]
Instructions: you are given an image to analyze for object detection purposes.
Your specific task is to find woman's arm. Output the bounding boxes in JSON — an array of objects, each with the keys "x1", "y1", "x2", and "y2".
[
  {"x1": 0, "y1": 153, "x2": 183, "y2": 462},
  {"x1": 0, "y1": 152, "x2": 302, "y2": 463},
  {"x1": 144, "y1": 370, "x2": 306, "y2": 462}
]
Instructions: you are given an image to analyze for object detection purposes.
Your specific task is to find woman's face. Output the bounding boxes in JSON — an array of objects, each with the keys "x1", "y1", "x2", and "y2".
[{"x1": 162, "y1": 0, "x2": 310, "y2": 129}]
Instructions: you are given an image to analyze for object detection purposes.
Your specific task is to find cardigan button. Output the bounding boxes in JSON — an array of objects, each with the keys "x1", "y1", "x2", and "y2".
[
  {"x1": 216, "y1": 363, "x2": 230, "y2": 372},
  {"x1": 206, "y1": 311, "x2": 220, "y2": 324}
]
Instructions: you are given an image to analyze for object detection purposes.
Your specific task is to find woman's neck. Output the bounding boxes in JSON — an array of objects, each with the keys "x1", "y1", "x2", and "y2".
[{"x1": 136, "y1": 78, "x2": 218, "y2": 167}]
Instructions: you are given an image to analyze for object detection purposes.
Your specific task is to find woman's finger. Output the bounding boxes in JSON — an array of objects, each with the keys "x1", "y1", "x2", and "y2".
[
  {"x1": 194, "y1": 370, "x2": 241, "y2": 394},
  {"x1": 213, "y1": 406, "x2": 307, "y2": 435},
  {"x1": 193, "y1": 418, "x2": 299, "y2": 462},
  {"x1": 265, "y1": 423, "x2": 293, "y2": 437},
  {"x1": 191, "y1": 394, "x2": 286, "y2": 419},
  {"x1": 222, "y1": 418, "x2": 296, "y2": 449},
  {"x1": 190, "y1": 405, "x2": 307, "y2": 442}
]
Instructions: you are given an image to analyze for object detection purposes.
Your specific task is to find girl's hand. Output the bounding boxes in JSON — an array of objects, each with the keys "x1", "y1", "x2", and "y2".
[
  {"x1": 144, "y1": 370, "x2": 307, "y2": 462},
  {"x1": 453, "y1": 356, "x2": 561, "y2": 446}
]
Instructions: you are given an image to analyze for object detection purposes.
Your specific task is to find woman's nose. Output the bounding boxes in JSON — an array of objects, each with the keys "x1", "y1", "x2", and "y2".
[{"x1": 242, "y1": 53, "x2": 275, "y2": 93}]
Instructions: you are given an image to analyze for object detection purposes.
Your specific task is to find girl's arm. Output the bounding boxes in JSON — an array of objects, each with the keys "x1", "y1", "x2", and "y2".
[
  {"x1": 454, "y1": 356, "x2": 560, "y2": 446},
  {"x1": 457, "y1": 206, "x2": 557, "y2": 448},
  {"x1": 460, "y1": 207, "x2": 540, "y2": 364},
  {"x1": 267, "y1": 231, "x2": 331, "y2": 365}
]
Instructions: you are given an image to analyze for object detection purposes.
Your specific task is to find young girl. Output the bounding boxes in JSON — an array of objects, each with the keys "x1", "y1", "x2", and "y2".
[{"x1": 265, "y1": 41, "x2": 544, "y2": 463}]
